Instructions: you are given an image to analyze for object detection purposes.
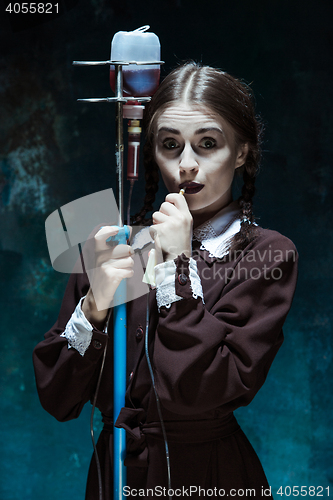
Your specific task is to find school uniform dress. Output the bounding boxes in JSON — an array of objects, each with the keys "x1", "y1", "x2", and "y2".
[{"x1": 33, "y1": 201, "x2": 298, "y2": 499}]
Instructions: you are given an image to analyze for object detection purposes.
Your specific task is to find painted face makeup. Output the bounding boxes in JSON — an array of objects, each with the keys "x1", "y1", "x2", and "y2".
[{"x1": 154, "y1": 102, "x2": 247, "y2": 227}]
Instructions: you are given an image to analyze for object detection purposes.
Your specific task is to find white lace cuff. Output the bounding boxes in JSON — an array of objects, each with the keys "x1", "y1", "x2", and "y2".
[
  {"x1": 60, "y1": 296, "x2": 93, "y2": 356},
  {"x1": 189, "y1": 260, "x2": 205, "y2": 302},
  {"x1": 155, "y1": 258, "x2": 204, "y2": 311}
]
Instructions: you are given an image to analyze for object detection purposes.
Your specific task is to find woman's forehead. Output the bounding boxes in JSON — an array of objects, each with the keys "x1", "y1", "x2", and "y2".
[
  {"x1": 157, "y1": 102, "x2": 220, "y2": 124},
  {"x1": 155, "y1": 101, "x2": 233, "y2": 137}
]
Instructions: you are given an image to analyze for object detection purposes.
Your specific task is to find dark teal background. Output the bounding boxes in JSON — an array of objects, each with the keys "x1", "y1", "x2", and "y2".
[{"x1": 1, "y1": 0, "x2": 332, "y2": 498}]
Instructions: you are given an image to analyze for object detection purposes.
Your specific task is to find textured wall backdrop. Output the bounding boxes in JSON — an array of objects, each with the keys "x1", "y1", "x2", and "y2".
[{"x1": 0, "y1": 0, "x2": 332, "y2": 499}]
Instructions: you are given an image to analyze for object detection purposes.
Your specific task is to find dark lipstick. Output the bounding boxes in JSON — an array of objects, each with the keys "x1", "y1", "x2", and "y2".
[{"x1": 179, "y1": 181, "x2": 204, "y2": 194}]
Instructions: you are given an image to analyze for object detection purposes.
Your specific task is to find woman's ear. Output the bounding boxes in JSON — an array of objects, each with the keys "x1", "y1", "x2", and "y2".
[{"x1": 235, "y1": 143, "x2": 249, "y2": 169}]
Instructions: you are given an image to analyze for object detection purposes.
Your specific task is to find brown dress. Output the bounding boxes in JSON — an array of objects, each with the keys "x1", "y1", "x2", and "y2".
[{"x1": 33, "y1": 227, "x2": 298, "y2": 499}]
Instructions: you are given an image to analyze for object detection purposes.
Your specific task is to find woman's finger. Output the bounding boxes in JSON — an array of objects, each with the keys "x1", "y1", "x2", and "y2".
[
  {"x1": 100, "y1": 244, "x2": 134, "y2": 261},
  {"x1": 165, "y1": 192, "x2": 190, "y2": 212},
  {"x1": 101, "y1": 256, "x2": 134, "y2": 270},
  {"x1": 104, "y1": 266, "x2": 135, "y2": 281},
  {"x1": 152, "y1": 211, "x2": 168, "y2": 224},
  {"x1": 95, "y1": 225, "x2": 119, "y2": 239},
  {"x1": 158, "y1": 200, "x2": 179, "y2": 216},
  {"x1": 149, "y1": 225, "x2": 157, "y2": 240},
  {"x1": 94, "y1": 225, "x2": 132, "y2": 252}
]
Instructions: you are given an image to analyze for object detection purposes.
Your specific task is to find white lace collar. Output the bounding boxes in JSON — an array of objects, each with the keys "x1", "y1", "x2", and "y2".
[
  {"x1": 132, "y1": 200, "x2": 241, "y2": 259},
  {"x1": 192, "y1": 200, "x2": 241, "y2": 258}
]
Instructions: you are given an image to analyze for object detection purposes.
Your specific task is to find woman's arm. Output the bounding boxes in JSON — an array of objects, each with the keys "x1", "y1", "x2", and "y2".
[
  {"x1": 32, "y1": 272, "x2": 109, "y2": 422},
  {"x1": 33, "y1": 225, "x2": 134, "y2": 422},
  {"x1": 152, "y1": 230, "x2": 298, "y2": 415}
]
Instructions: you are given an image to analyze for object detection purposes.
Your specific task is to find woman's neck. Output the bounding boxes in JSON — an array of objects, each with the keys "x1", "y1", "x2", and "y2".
[{"x1": 191, "y1": 196, "x2": 234, "y2": 229}]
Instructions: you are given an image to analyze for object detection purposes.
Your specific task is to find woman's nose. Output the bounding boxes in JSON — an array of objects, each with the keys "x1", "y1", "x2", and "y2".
[{"x1": 179, "y1": 144, "x2": 198, "y2": 172}]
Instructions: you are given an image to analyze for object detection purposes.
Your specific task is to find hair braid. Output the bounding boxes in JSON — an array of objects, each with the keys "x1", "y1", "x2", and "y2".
[{"x1": 231, "y1": 149, "x2": 260, "y2": 252}]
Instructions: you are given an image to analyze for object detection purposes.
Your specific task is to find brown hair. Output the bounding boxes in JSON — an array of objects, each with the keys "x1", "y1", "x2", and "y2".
[{"x1": 132, "y1": 61, "x2": 264, "y2": 252}]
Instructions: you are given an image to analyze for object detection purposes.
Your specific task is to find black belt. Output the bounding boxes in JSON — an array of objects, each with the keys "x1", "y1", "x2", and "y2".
[{"x1": 103, "y1": 407, "x2": 240, "y2": 467}]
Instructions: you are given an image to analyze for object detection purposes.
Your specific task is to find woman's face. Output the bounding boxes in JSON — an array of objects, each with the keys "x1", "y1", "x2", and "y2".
[{"x1": 154, "y1": 101, "x2": 248, "y2": 226}]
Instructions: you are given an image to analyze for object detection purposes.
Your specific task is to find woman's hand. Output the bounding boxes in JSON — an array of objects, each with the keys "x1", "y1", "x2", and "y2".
[
  {"x1": 150, "y1": 193, "x2": 193, "y2": 263},
  {"x1": 82, "y1": 226, "x2": 134, "y2": 328}
]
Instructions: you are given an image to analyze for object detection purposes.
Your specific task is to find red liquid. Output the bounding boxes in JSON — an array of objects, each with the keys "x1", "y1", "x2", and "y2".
[
  {"x1": 127, "y1": 136, "x2": 140, "y2": 180},
  {"x1": 110, "y1": 67, "x2": 160, "y2": 97}
]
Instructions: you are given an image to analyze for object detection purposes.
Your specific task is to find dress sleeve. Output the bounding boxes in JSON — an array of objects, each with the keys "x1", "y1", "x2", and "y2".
[
  {"x1": 154, "y1": 257, "x2": 204, "y2": 310},
  {"x1": 33, "y1": 272, "x2": 109, "y2": 422},
  {"x1": 153, "y1": 231, "x2": 298, "y2": 416}
]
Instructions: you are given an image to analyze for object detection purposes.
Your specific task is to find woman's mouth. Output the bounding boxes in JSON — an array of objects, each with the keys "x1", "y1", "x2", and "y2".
[{"x1": 179, "y1": 182, "x2": 205, "y2": 194}]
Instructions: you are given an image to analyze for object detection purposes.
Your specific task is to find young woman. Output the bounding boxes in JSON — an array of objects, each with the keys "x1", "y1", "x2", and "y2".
[{"x1": 33, "y1": 62, "x2": 298, "y2": 499}]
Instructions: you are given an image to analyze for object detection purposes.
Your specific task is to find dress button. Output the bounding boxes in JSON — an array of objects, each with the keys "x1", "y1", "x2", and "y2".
[
  {"x1": 136, "y1": 327, "x2": 144, "y2": 340},
  {"x1": 178, "y1": 273, "x2": 187, "y2": 285},
  {"x1": 129, "y1": 371, "x2": 134, "y2": 381},
  {"x1": 93, "y1": 340, "x2": 102, "y2": 350}
]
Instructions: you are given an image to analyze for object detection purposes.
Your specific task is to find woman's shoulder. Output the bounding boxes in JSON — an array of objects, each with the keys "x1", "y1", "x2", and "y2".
[
  {"x1": 254, "y1": 226, "x2": 297, "y2": 250},
  {"x1": 242, "y1": 226, "x2": 298, "y2": 265}
]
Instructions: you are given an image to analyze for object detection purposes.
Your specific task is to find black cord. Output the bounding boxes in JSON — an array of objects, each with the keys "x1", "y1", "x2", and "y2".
[
  {"x1": 90, "y1": 311, "x2": 110, "y2": 500},
  {"x1": 89, "y1": 251, "x2": 173, "y2": 500},
  {"x1": 127, "y1": 180, "x2": 135, "y2": 226},
  {"x1": 137, "y1": 248, "x2": 172, "y2": 497}
]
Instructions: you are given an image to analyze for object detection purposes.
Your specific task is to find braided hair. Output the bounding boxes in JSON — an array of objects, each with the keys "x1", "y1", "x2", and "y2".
[
  {"x1": 131, "y1": 140, "x2": 159, "y2": 226},
  {"x1": 132, "y1": 62, "x2": 264, "y2": 252}
]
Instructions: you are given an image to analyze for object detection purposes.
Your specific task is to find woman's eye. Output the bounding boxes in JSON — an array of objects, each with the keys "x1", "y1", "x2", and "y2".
[
  {"x1": 163, "y1": 139, "x2": 179, "y2": 150},
  {"x1": 199, "y1": 138, "x2": 216, "y2": 149}
]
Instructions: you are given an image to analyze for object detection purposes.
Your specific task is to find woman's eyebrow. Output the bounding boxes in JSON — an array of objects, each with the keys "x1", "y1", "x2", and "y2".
[
  {"x1": 157, "y1": 126, "x2": 225, "y2": 136},
  {"x1": 195, "y1": 127, "x2": 225, "y2": 136},
  {"x1": 157, "y1": 126, "x2": 180, "y2": 134}
]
